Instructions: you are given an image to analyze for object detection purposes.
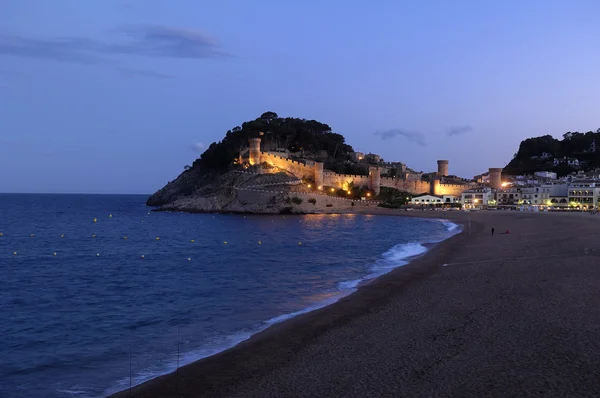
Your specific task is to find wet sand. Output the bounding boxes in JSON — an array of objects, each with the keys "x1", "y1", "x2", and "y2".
[{"x1": 111, "y1": 210, "x2": 600, "y2": 397}]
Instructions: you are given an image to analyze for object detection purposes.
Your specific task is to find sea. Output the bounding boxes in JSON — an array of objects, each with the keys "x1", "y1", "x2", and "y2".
[{"x1": 0, "y1": 194, "x2": 460, "y2": 398}]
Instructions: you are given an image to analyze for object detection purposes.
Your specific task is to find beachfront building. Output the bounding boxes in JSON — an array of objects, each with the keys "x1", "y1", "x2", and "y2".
[
  {"x1": 495, "y1": 187, "x2": 522, "y2": 206},
  {"x1": 521, "y1": 186, "x2": 551, "y2": 206},
  {"x1": 411, "y1": 194, "x2": 461, "y2": 206},
  {"x1": 567, "y1": 180, "x2": 600, "y2": 209},
  {"x1": 411, "y1": 194, "x2": 444, "y2": 205},
  {"x1": 461, "y1": 187, "x2": 493, "y2": 209}
]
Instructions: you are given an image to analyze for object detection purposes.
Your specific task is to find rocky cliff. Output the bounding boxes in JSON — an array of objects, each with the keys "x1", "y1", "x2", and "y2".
[{"x1": 146, "y1": 167, "x2": 300, "y2": 213}]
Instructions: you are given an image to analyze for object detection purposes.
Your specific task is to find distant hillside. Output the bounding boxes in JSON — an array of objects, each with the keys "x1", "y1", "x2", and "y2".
[{"x1": 504, "y1": 130, "x2": 600, "y2": 176}]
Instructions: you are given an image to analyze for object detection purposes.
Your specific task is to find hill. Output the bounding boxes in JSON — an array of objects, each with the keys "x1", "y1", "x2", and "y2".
[
  {"x1": 504, "y1": 129, "x2": 600, "y2": 176},
  {"x1": 147, "y1": 112, "x2": 358, "y2": 207}
]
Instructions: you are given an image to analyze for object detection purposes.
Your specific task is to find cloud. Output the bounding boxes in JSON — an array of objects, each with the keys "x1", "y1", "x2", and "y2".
[
  {"x1": 375, "y1": 129, "x2": 426, "y2": 146},
  {"x1": 116, "y1": 67, "x2": 173, "y2": 79},
  {"x1": 446, "y1": 125, "x2": 473, "y2": 136},
  {"x1": 0, "y1": 25, "x2": 229, "y2": 64},
  {"x1": 191, "y1": 142, "x2": 205, "y2": 153}
]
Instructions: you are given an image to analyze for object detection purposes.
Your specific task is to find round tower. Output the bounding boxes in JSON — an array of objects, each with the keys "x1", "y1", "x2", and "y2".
[
  {"x1": 369, "y1": 167, "x2": 381, "y2": 195},
  {"x1": 489, "y1": 168, "x2": 502, "y2": 189},
  {"x1": 437, "y1": 160, "x2": 449, "y2": 177},
  {"x1": 248, "y1": 138, "x2": 262, "y2": 166},
  {"x1": 313, "y1": 162, "x2": 324, "y2": 188}
]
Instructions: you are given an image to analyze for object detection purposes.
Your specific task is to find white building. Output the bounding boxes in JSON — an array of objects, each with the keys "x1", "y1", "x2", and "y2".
[
  {"x1": 535, "y1": 171, "x2": 557, "y2": 180},
  {"x1": 461, "y1": 187, "x2": 493, "y2": 209},
  {"x1": 568, "y1": 180, "x2": 600, "y2": 209},
  {"x1": 411, "y1": 194, "x2": 443, "y2": 205},
  {"x1": 554, "y1": 157, "x2": 580, "y2": 168}
]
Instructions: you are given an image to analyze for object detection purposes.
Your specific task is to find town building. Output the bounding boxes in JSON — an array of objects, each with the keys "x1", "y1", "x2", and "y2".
[
  {"x1": 534, "y1": 171, "x2": 557, "y2": 180},
  {"x1": 461, "y1": 187, "x2": 493, "y2": 209},
  {"x1": 554, "y1": 157, "x2": 580, "y2": 168},
  {"x1": 568, "y1": 180, "x2": 600, "y2": 209},
  {"x1": 411, "y1": 194, "x2": 460, "y2": 206}
]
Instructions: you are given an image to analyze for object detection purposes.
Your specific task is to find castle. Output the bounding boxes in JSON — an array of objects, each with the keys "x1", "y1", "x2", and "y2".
[{"x1": 241, "y1": 137, "x2": 503, "y2": 196}]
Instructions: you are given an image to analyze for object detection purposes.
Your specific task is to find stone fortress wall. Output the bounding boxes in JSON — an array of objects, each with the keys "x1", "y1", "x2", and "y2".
[{"x1": 246, "y1": 138, "x2": 497, "y2": 196}]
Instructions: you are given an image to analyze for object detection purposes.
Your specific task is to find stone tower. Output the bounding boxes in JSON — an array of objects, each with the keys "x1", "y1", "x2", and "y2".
[
  {"x1": 313, "y1": 162, "x2": 324, "y2": 188},
  {"x1": 489, "y1": 168, "x2": 502, "y2": 189},
  {"x1": 369, "y1": 167, "x2": 381, "y2": 195},
  {"x1": 437, "y1": 160, "x2": 449, "y2": 177},
  {"x1": 248, "y1": 138, "x2": 262, "y2": 166}
]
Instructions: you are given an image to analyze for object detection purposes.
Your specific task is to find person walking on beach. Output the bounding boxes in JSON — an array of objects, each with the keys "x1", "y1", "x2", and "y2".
[{"x1": 491, "y1": 227, "x2": 495, "y2": 236}]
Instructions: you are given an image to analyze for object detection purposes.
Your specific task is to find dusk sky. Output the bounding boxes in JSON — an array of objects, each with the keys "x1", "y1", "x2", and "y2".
[{"x1": 1, "y1": 0, "x2": 600, "y2": 194}]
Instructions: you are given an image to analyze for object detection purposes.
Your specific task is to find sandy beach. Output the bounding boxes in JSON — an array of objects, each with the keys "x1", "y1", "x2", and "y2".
[{"x1": 111, "y1": 210, "x2": 600, "y2": 397}]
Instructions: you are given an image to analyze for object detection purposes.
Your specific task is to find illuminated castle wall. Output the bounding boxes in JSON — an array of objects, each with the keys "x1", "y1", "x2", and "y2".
[{"x1": 243, "y1": 139, "x2": 476, "y2": 196}]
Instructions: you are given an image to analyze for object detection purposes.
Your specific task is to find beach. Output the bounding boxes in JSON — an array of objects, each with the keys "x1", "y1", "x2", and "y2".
[{"x1": 111, "y1": 210, "x2": 600, "y2": 397}]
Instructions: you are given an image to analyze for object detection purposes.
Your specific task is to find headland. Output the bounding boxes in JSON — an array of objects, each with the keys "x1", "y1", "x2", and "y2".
[{"x1": 111, "y1": 210, "x2": 600, "y2": 397}]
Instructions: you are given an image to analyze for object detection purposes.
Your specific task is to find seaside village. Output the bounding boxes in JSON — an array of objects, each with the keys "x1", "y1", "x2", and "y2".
[{"x1": 238, "y1": 137, "x2": 600, "y2": 212}]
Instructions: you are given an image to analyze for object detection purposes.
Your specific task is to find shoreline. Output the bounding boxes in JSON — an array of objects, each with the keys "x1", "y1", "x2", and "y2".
[{"x1": 109, "y1": 212, "x2": 466, "y2": 397}]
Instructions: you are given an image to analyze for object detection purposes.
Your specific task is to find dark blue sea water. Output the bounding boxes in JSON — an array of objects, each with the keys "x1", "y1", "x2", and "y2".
[{"x1": 0, "y1": 194, "x2": 460, "y2": 398}]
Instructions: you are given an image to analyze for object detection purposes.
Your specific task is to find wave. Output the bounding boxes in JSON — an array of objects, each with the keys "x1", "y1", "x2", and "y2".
[{"x1": 101, "y1": 219, "x2": 458, "y2": 398}]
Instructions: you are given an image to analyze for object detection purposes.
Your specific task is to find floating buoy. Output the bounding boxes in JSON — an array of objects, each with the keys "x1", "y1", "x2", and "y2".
[
  {"x1": 96, "y1": 253, "x2": 100, "y2": 257},
  {"x1": 93, "y1": 218, "x2": 97, "y2": 223},
  {"x1": 156, "y1": 237, "x2": 160, "y2": 241},
  {"x1": 53, "y1": 252, "x2": 57, "y2": 256},
  {"x1": 258, "y1": 240, "x2": 262, "y2": 245},
  {"x1": 109, "y1": 214, "x2": 113, "y2": 218},
  {"x1": 13, "y1": 251, "x2": 17, "y2": 256},
  {"x1": 142, "y1": 220, "x2": 144, "y2": 223},
  {"x1": 123, "y1": 236, "x2": 128, "y2": 240},
  {"x1": 223, "y1": 241, "x2": 228, "y2": 244},
  {"x1": 30, "y1": 234, "x2": 34, "y2": 237},
  {"x1": 190, "y1": 239, "x2": 195, "y2": 243},
  {"x1": 141, "y1": 254, "x2": 145, "y2": 259},
  {"x1": 92, "y1": 234, "x2": 96, "y2": 238},
  {"x1": 187, "y1": 257, "x2": 191, "y2": 261},
  {"x1": 298, "y1": 242, "x2": 302, "y2": 246},
  {"x1": 60, "y1": 234, "x2": 64, "y2": 238},
  {"x1": 0, "y1": 232, "x2": 3, "y2": 237}
]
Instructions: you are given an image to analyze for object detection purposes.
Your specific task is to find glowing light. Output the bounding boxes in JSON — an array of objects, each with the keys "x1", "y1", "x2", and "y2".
[
  {"x1": 318, "y1": 186, "x2": 323, "y2": 190},
  {"x1": 347, "y1": 191, "x2": 351, "y2": 195},
  {"x1": 367, "y1": 193, "x2": 371, "y2": 197},
  {"x1": 501, "y1": 182, "x2": 510, "y2": 187},
  {"x1": 331, "y1": 188, "x2": 335, "y2": 192},
  {"x1": 307, "y1": 184, "x2": 311, "y2": 188}
]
